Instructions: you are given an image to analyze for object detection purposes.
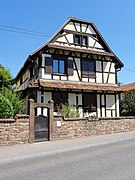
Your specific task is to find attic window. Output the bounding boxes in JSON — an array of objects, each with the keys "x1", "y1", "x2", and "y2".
[
  {"x1": 74, "y1": 35, "x2": 80, "y2": 45},
  {"x1": 82, "y1": 36, "x2": 88, "y2": 46},
  {"x1": 74, "y1": 34, "x2": 88, "y2": 46}
]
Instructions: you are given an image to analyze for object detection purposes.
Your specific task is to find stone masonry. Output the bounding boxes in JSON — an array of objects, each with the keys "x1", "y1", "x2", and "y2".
[
  {"x1": 53, "y1": 116, "x2": 135, "y2": 140},
  {"x1": 0, "y1": 114, "x2": 29, "y2": 146}
]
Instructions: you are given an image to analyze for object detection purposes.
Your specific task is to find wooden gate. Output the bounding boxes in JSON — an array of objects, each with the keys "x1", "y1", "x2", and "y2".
[
  {"x1": 29, "y1": 99, "x2": 54, "y2": 143},
  {"x1": 34, "y1": 113, "x2": 49, "y2": 142}
]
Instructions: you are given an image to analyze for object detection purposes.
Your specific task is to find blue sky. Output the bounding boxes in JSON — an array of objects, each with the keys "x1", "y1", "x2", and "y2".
[{"x1": 0, "y1": 0, "x2": 135, "y2": 84}]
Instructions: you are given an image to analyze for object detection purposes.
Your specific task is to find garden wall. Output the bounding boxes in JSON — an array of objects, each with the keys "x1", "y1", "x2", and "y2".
[
  {"x1": 0, "y1": 114, "x2": 135, "y2": 146},
  {"x1": 53, "y1": 116, "x2": 135, "y2": 140},
  {"x1": 0, "y1": 114, "x2": 29, "y2": 146}
]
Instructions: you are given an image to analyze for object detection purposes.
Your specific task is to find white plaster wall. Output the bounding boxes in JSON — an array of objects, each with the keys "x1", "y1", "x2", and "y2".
[
  {"x1": 103, "y1": 62, "x2": 115, "y2": 73},
  {"x1": 89, "y1": 37, "x2": 95, "y2": 47},
  {"x1": 108, "y1": 74, "x2": 116, "y2": 84},
  {"x1": 37, "y1": 90, "x2": 41, "y2": 115},
  {"x1": 53, "y1": 76, "x2": 59, "y2": 80},
  {"x1": 61, "y1": 76, "x2": 67, "y2": 80},
  {"x1": 103, "y1": 61, "x2": 110, "y2": 72},
  {"x1": 74, "y1": 58, "x2": 81, "y2": 77},
  {"x1": 94, "y1": 42, "x2": 103, "y2": 49},
  {"x1": 66, "y1": 34, "x2": 73, "y2": 44},
  {"x1": 96, "y1": 72, "x2": 102, "y2": 83},
  {"x1": 102, "y1": 107, "x2": 105, "y2": 117},
  {"x1": 57, "y1": 36, "x2": 67, "y2": 43},
  {"x1": 97, "y1": 94, "x2": 101, "y2": 117},
  {"x1": 86, "y1": 25, "x2": 96, "y2": 34},
  {"x1": 75, "y1": 22, "x2": 80, "y2": 32},
  {"x1": 82, "y1": 24, "x2": 87, "y2": 33},
  {"x1": 64, "y1": 22, "x2": 76, "y2": 31},
  {"x1": 116, "y1": 94, "x2": 120, "y2": 117}
]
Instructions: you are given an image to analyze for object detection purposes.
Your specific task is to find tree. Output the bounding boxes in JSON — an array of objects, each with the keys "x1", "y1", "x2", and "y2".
[
  {"x1": 0, "y1": 67, "x2": 13, "y2": 88},
  {"x1": 120, "y1": 90, "x2": 135, "y2": 116},
  {"x1": 0, "y1": 67, "x2": 24, "y2": 118}
]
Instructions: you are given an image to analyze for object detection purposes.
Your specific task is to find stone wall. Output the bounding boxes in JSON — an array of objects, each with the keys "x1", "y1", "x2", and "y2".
[
  {"x1": 0, "y1": 114, "x2": 29, "y2": 146},
  {"x1": 53, "y1": 116, "x2": 135, "y2": 140}
]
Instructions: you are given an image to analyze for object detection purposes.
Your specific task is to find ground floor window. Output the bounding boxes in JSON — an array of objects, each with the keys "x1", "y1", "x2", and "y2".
[
  {"x1": 83, "y1": 93, "x2": 97, "y2": 112},
  {"x1": 52, "y1": 91, "x2": 68, "y2": 111}
]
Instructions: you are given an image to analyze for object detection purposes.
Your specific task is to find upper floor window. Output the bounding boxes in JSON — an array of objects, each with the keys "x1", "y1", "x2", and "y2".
[
  {"x1": 74, "y1": 34, "x2": 88, "y2": 46},
  {"x1": 45, "y1": 56, "x2": 73, "y2": 76},
  {"x1": 82, "y1": 59, "x2": 95, "y2": 78},
  {"x1": 53, "y1": 59, "x2": 65, "y2": 74}
]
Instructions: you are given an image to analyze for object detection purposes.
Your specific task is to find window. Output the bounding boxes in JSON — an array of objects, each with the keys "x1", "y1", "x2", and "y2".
[
  {"x1": 52, "y1": 91, "x2": 68, "y2": 111},
  {"x1": 83, "y1": 93, "x2": 97, "y2": 112},
  {"x1": 74, "y1": 34, "x2": 88, "y2": 46},
  {"x1": 82, "y1": 36, "x2": 88, "y2": 46},
  {"x1": 53, "y1": 59, "x2": 65, "y2": 74},
  {"x1": 74, "y1": 35, "x2": 80, "y2": 45},
  {"x1": 45, "y1": 57, "x2": 73, "y2": 75},
  {"x1": 82, "y1": 59, "x2": 95, "y2": 78}
]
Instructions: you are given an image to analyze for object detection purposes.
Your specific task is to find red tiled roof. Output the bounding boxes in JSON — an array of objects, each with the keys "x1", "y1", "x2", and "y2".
[
  {"x1": 28, "y1": 79, "x2": 123, "y2": 92},
  {"x1": 121, "y1": 82, "x2": 135, "y2": 91}
]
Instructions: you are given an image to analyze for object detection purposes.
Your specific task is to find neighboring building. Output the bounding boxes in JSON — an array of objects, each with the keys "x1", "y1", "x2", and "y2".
[
  {"x1": 16, "y1": 17, "x2": 123, "y2": 118},
  {"x1": 121, "y1": 82, "x2": 135, "y2": 91},
  {"x1": 120, "y1": 82, "x2": 135, "y2": 101}
]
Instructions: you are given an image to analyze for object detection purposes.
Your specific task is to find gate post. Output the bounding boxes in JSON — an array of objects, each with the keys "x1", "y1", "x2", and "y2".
[
  {"x1": 48, "y1": 100, "x2": 54, "y2": 140},
  {"x1": 29, "y1": 99, "x2": 35, "y2": 143}
]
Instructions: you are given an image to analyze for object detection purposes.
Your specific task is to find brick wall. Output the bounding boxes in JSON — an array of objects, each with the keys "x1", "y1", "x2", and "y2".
[
  {"x1": 0, "y1": 114, "x2": 29, "y2": 146},
  {"x1": 53, "y1": 116, "x2": 135, "y2": 140}
]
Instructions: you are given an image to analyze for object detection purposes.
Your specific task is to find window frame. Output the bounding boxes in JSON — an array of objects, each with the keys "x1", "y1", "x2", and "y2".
[
  {"x1": 74, "y1": 34, "x2": 88, "y2": 46},
  {"x1": 81, "y1": 58, "x2": 96, "y2": 78},
  {"x1": 53, "y1": 58, "x2": 66, "y2": 74},
  {"x1": 83, "y1": 93, "x2": 97, "y2": 113},
  {"x1": 52, "y1": 91, "x2": 68, "y2": 111}
]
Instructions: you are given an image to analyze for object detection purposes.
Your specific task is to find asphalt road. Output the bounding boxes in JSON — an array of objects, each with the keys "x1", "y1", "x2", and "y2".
[{"x1": 0, "y1": 139, "x2": 135, "y2": 180}]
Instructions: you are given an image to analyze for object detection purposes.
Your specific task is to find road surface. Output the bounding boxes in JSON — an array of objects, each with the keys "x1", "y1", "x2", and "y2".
[{"x1": 0, "y1": 138, "x2": 135, "y2": 180}]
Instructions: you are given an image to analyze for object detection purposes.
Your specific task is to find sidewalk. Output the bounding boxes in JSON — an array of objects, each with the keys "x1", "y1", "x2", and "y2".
[{"x1": 0, "y1": 131, "x2": 135, "y2": 163}]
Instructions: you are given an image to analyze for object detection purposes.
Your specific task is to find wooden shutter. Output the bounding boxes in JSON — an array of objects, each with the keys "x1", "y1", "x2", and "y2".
[
  {"x1": 45, "y1": 57, "x2": 52, "y2": 73},
  {"x1": 67, "y1": 59, "x2": 73, "y2": 76},
  {"x1": 82, "y1": 60, "x2": 89, "y2": 77},
  {"x1": 89, "y1": 61, "x2": 96, "y2": 79}
]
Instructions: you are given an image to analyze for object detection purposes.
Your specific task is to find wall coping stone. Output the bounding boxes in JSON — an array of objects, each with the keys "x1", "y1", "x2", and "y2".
[
  {"x1": 99, "y1": 116, "x2": 135, "y2": 120},
  {"x1": 0, "y1": 119, "x2": 15, "y2": 123}
]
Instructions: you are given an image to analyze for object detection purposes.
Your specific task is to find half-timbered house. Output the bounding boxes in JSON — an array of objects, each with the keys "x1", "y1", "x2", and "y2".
[{"x1": 16, "y1": 17, "x2": 123, "y2": 118}]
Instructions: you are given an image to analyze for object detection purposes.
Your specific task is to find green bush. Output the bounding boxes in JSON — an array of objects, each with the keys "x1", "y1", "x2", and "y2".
[
  {"x1": 0, "y1": 94, "x2": 14, "y2": 118},
  {"x1": 57, "y1": 103, "x2": 80, "y2": 118},
  {"x1": 0, "y1": 67, "x2": 24, "y2": 118},
  {"x1": 0, "y1": 88, "x2": 24, "y2": 118}
]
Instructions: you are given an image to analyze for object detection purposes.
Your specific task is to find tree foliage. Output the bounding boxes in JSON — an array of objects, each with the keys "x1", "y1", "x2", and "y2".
[
  {"x1": 0, "y1": 67, "x2": 13, "y2": 88},
  {"x1": 0, "y1": 67, "x2": 24, "y2": 118},
  {"x1": 120, "y1": 90, "x2": 135, "y2": 116}
]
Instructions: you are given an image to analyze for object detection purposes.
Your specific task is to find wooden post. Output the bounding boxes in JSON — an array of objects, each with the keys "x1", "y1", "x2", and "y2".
[
  {"x1": 48, "y1": 100, "x2": 54, "y2": 141},
  {"x1": 29, "y1": 99, "x2": 35, "y2": 143}
]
